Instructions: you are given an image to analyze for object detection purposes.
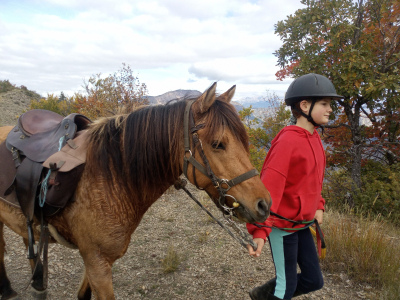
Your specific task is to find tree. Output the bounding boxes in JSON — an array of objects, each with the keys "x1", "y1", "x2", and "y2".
[
  {"x1": 28, "y1": 94, "x2": 77, "y2": 116},
  {"x1": 239, "y1": 93, "x2": 291, "y2": 171},
  {"x1": 74, "y1": 63, "x2": 149, "y2": 120},
  {"x1": 59, "y1": 91, "x2": 66, "y2": 102},
  {"x1": 274, "y1": 0, "x2": 400, "y2": 199}
]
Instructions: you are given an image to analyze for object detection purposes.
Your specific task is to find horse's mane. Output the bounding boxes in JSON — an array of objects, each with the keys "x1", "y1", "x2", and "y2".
[{"x1": 85, "y1": 97, "x2": 248, "y2": 205}]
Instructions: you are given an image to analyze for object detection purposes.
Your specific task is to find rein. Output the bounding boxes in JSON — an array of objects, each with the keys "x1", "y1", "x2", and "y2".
[{"x1": 179, "y1": 99, "x2": 259, "y2": 250}]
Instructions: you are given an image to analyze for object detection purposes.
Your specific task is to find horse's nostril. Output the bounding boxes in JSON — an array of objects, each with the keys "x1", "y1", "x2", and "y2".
[{"x1": 256, "y1": 199, "x2": 269, "y2": 217}]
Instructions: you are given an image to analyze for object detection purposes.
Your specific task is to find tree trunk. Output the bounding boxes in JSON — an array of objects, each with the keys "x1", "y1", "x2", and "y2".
[{"x1": 343, "y1": 100, "x2": 363, "y2": 207}]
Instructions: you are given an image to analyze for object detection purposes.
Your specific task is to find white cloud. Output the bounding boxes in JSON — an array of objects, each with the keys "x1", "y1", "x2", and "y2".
[{"x1": 0, "y1": 0, "x2": 305, "y2": 97}]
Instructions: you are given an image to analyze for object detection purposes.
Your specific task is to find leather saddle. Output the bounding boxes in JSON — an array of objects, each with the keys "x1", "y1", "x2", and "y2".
[{"x1": 1, "y1": 109, "x2": 91, "y2": 258}]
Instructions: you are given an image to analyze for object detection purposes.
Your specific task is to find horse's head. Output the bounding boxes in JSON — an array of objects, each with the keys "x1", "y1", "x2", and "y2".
[{"x1": 182, "y1": 83, "x2": 271, "y2": 223}]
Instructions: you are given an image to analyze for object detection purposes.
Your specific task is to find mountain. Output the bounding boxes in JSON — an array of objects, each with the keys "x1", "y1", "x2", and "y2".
[
  {"x1": 146, "y1": 90, "x2": 202, "y2": 105},
  {"x1": 236, "y1": 95, "x2": 271, "y2": 109},
  {"x1": 147, "y1": 89, "x2": 244, "y2": 112}
]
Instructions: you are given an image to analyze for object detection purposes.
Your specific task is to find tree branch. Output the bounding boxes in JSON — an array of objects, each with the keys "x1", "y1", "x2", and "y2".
[{"x1": 324, "y1": 123, "x2": 351, "y2": 129}]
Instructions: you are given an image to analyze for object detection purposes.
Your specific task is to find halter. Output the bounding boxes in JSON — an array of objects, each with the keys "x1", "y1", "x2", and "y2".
[{"x1": 182, "y1": 100, "x2": 259, "y2": 213}]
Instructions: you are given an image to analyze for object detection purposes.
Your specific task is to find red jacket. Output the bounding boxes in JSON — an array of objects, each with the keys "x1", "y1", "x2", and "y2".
[{"x1": 247, "y1": 126, "x2": 326, "y2": 240}]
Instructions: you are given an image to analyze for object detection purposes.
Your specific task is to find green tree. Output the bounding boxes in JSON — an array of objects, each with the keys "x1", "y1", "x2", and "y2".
[
  {"x1": 59, "y1": 91, "x2": 66, "y2": 102},
  {"x1": 274, "y1": 0, "x2": 400, "y2": 197},
  {"x1": 239, "y1": 93, "x2": 291, "y2": 171},
  {"x1": 28, "y1": 94, "x2": 77, "y2": 116}
]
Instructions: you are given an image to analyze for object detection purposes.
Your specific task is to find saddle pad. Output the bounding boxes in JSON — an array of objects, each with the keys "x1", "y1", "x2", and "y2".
[{"x1": 43, "y1": 130, "x2": 89, "y2": 172}]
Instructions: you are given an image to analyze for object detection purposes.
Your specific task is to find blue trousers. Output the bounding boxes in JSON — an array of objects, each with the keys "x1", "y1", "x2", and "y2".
[{"x1": 268, "y1": 228, "x2": 324, "y2": 299}]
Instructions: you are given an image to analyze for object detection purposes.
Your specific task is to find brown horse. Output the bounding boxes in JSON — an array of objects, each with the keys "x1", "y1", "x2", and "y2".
[{"x1": 0, "y1": 83, "x2": 271, "y2": 299}]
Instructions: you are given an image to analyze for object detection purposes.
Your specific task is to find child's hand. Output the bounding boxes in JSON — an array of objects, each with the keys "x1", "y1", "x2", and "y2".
[
  {"x1": 247, "y1": 238, "x2": 265, "y2": 257},
  {"x1": 313, "y1": 209, "x2": 324, "y2": 226}
]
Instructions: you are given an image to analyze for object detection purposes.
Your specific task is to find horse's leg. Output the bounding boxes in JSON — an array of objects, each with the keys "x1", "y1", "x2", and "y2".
[
  {"x1": 77, "y1": 268, "x2": 91, "y2": 300},
  {"x1": 0, "y1": 222, "x2": 18, "y2": 300},
  {"x1": 22, "y1": 238, "x2": 46, "y2": 292},
  {"x1": 80, "y1": 251, "x2": 115, "y2": 300}
]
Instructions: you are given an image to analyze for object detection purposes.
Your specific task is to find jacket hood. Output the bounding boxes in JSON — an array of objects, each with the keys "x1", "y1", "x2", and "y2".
[{"x1": 273, "y1": 125, "x2": 318, "y2": 142}]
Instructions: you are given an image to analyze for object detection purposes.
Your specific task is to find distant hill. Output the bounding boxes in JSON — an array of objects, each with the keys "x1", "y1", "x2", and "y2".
[
  {"x1": 147, "y1": 90, "x2": 202, "y2": 105},
  {"x1": 236, "y1": 95, "x2": 271, "y2": 109},
  {"x1": 0, "y1": 80, "x2": 40, "y2": 126},
  {"x1": 147, "y1": 89, "x2": 244, "y2": 112}
]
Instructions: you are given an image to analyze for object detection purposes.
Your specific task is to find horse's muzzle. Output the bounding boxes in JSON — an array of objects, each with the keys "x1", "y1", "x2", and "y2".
[{"x1": 256, "y1": 198, "x2": 269, "y2": 220}]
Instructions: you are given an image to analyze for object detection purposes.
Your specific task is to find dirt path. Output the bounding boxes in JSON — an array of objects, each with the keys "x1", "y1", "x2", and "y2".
[{"x1": 3, "y1": 184, "x2": 375, "y2": 300}]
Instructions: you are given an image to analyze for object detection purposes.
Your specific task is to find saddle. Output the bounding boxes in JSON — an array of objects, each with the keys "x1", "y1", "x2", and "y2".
[{"x1": 1, "y1": 109, "x2": 91, "y2": 259}]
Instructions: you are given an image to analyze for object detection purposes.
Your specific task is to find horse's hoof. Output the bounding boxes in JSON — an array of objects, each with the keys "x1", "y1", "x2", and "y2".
[
  {"x1": 30, "y1": 281, "x2": 47, "y2": 293},
  {"x1": 0, "y1": 290, "x2": 18, "y2": 300},
  {"x1": 28, "y1": 286, "x2": 48, "y2": 300}
]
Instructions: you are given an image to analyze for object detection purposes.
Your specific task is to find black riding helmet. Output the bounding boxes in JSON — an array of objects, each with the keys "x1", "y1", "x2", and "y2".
[{"x1": 285, "y1": 73, "x2": 344, "y2": 126}]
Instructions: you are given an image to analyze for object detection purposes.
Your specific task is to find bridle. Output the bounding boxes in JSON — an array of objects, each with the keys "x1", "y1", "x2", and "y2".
[{"x1": 182, "y1": 99, "x2": 259, "y2": 214}]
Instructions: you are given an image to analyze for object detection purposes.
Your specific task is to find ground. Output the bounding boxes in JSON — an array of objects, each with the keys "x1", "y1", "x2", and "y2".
[{"x1": 3, "y1": 185, "x2": 374, "y2": 300}]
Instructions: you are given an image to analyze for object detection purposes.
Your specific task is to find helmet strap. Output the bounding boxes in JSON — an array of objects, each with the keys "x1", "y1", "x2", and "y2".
[{"x1": 291, "y1": 99, "x2": 319, "y2": 127}]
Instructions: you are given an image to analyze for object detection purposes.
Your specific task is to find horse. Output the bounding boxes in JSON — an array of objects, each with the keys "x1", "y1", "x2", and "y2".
[{"x1": 0, "y1": 83, "x2": 271, "y2": 300}]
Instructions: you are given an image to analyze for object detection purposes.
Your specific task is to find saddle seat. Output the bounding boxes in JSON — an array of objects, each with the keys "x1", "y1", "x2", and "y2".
[
  {"x1": 18, "y1": 109, "x2": 64, "y2": 136},
  {"x1": 7, "y1": 110, "x2": 91, "y2": 162}
]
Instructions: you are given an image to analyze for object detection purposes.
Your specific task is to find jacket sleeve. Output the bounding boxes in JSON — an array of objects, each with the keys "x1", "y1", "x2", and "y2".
[
  {"x1": 246, "y1": 165, "x2": 288, "y2": 240},
  {"x1": 318, "y1": 195, "x2": 325, "y2": 211}
]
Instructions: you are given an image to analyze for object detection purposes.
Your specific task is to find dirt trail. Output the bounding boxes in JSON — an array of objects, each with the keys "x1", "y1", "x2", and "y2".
[{"x1": 3, "y1": 185, "x2": 374, "y2": 300}]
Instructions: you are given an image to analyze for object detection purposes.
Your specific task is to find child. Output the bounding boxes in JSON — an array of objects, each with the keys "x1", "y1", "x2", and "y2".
[{"x1": 246, "y1": 73, "x2": 343, "y2": 300}]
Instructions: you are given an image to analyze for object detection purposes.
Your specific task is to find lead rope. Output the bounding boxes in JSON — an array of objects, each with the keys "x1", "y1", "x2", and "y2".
[{"x1": 174, "y1": 179, "x2": 258, "y2": 251}]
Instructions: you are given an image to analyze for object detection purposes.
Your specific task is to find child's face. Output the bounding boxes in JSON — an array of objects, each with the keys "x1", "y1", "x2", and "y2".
[{"x1": 310, "y1": 98, "x2": 333, "y2": 125}]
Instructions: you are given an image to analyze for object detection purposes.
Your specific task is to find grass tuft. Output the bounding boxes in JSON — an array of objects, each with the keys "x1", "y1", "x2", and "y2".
[
  {"x1": 322, "y1": 210, "x2": 400, "y2": 300},
  {"x1": 161, "y1": 245, "x2": 180, "y2": 274}
]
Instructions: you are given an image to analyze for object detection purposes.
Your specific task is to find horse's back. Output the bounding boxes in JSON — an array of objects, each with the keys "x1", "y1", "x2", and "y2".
[{"x1": 0, "y1": 126, "x2": 13, "y2": 143}]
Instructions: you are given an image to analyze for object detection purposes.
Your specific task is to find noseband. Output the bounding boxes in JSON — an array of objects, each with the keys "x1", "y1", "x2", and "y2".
[{"x1": 182, "y1": 100, "x2": 258, "y2": 214}]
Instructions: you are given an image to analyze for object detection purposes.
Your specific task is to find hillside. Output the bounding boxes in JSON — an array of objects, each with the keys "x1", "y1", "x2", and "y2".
[{"x1": 0, "y1": 82, "x2": 40, "y2": 126}]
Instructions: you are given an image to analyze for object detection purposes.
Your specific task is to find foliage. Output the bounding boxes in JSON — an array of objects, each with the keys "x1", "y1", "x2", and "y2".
[
  {"x1": 239, "y1": 93, "x2": 291, "y2": 171},
  {"x1": 20, "y1": 85, "x2": 41, "y2": 99},
  {"x1": 28, "y1": 94, "x2": 78, "y2": 116},
  {"x1": 324, "y1": 161, "x2": 400, "y2": 224},
  {"x1": 274, "y1": 0, "x2": 400, "y2": 191},
  {"x1": 0, "y1": 80, "x2": 15, "y2": 93},
  {"x1": 74, "y1": 63, "x2": 149, "y2": 120},
  {"x1": 322, "y1": 209, "x2": 400, "y2": 300}
]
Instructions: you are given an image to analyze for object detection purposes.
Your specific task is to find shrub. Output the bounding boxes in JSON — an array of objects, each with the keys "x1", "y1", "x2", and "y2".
[
  {"x1": 324, "y1": 162, "x2": 400, "y2": 225},
  {"x1": 0, "y1": 80, "x2": 15, "y2": 93},
  {"x1": 28, "y1": 94, "x2": 78, "y2": 116}
]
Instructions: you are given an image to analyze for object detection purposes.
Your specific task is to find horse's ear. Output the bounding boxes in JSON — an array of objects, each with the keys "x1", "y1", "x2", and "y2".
[
  {"x1": 197, "y1": 82, "x2": 217, "y2": 113},
  {"x1": 218, "y1": 85, "x2": 236, "y2": 103}
]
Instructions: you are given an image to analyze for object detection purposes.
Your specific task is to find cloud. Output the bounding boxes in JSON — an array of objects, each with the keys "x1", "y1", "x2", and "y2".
[{"x1": 0, "y1": 0, "x2": 305, "y2": 96}]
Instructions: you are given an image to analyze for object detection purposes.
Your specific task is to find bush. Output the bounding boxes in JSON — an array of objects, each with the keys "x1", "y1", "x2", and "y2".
[
  {"x1": 0, "y1": 80, "x2": 15, "y2": 93},
  {"x1": 324, "y1": 162, "x2": 400, "y2": 225},
  {"x1": 28, "y1": 94, "x2": 78, "y2": 116}
]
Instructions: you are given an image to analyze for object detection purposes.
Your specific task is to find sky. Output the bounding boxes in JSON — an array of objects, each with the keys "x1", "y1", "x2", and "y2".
[{"x1": 0, "y1": 0, "x2": 305, "y2": 101}]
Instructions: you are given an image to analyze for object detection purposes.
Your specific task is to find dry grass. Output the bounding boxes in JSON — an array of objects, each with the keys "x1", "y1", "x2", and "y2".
[
  {"x1": 197, "y1": 231, "x2": 209, "y2": 243},
  {"x1": 161, "y1": 245, "x2": 181, "y2": 274},
  {"x1": 322, "y1": 210, "x2": 400, "y2": 300}
]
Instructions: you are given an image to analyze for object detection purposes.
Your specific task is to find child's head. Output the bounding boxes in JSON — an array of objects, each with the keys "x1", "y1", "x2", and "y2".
[{"x1": 285, "y1": 74, "x2": 343, "y2": 126}]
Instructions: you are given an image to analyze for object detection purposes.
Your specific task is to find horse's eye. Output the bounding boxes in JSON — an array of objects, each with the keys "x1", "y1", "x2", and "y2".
[{"x1": 212, "y1": 141, "x2": 225, "y2": 150}]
